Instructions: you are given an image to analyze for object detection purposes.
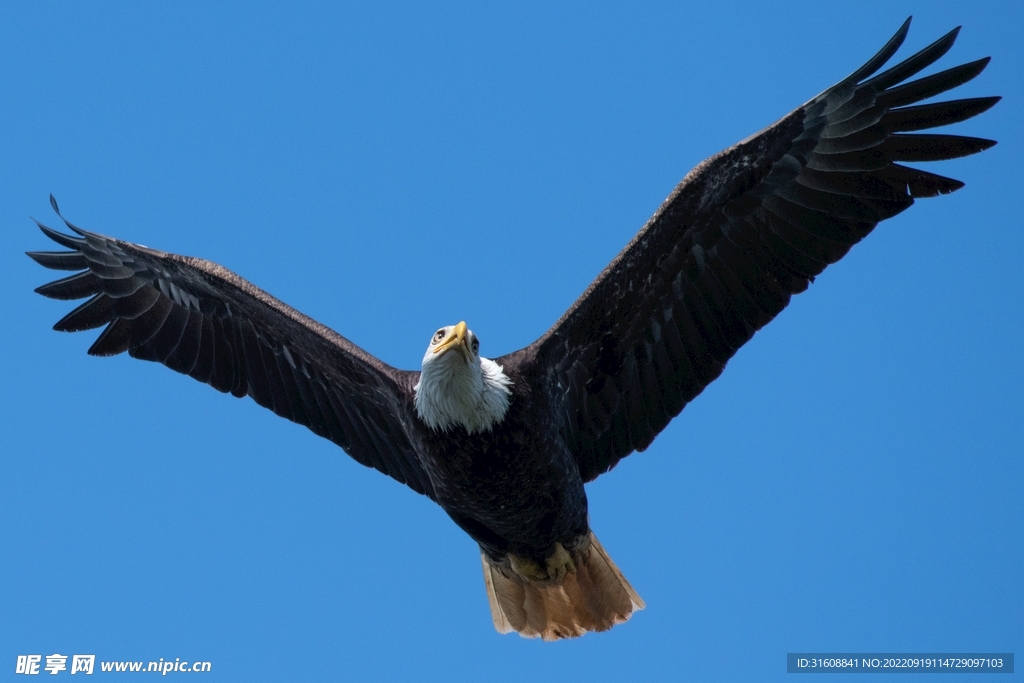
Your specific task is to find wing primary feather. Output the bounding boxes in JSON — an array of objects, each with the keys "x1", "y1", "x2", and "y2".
[
  {"x1": 34, "y1": 220, "x2": 85, "y2": 250},
  {"x1": 49, "y1": 194, "x2": 89, "y2": 236},
  {"x1": 882, "y1": 97, "x2": 1001, "y2": 132},
  {"x1": 880, "y1": 164, "x2": 964, "y2": 198},
  {"x1": 35, "y1": 271, "x2": 103, "y2": 300},
  {"x1": 53, "y1": 294, "x2": 115, "y2": 332},
  {"x1": 26, "y1": 250, "x2": 88, "y2": 271},
  {"x1": 840, "y1": 17, "x2": 912, "y2": 85},
  {"x1": 878, "y1": 57, "x2": 991, "y2": 108},
  {"x1": 877, "y1": 133, "x2": 996, "y2": 162},
  {"x1": 88, "y1": 318, "x2": 133, "y2": 357},
  {"x1": 862, "y1": 26, "x2": 960, "y2": 91}
]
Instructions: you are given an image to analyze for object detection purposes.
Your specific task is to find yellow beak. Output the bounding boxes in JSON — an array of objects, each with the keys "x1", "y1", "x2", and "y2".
[{"x1": 433, "y1": 321, "x2": 469, "y2": 356}]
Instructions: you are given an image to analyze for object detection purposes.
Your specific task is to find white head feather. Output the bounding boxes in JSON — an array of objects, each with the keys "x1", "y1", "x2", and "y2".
[{"x1": 413, "y1": 321, "x2": 512, "y2": 434}]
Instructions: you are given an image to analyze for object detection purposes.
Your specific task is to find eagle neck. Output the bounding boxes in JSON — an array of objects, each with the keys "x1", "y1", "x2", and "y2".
[{"x1": 414, "y1": 355, "x2": 512, "y2": 434}]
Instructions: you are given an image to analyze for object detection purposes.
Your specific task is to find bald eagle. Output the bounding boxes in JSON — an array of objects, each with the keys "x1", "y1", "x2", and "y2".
[{"x1": 29, "y1": 18, "x2": 998, "y2": 640}]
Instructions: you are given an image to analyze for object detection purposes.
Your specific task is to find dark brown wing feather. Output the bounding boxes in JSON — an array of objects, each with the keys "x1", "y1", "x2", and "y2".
[
  {"x1": 510, "y1": 18, "x2": 998, "y2": 483},
  {"x1": 29, "y1": 198, "x2": 435, "y2": 499}
]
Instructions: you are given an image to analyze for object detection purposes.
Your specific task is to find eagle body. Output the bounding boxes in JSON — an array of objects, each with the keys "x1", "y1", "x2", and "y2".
[
  {"x1": 28, "y1": 19, "x2": 999, "y2": 640},
  {"x1": 414, "y1": 360, "x2": 588, "y2": 561}
]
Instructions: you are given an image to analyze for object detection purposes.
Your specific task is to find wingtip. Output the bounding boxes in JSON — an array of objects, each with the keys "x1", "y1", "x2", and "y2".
[
  {"x1": 32, "y1": 218, "x2": 86, "y2": 250},
  {"x1": 842, "y1": 16, "x2": 914, "y2": 85},
  {"x1": 893, "y1": 16, "x2": 913, "y2": 45},
  {"x1": 936, "y1": 25, "x2": 963, "y2": 51},
  {"x1": 974, "y1": 96, "x2": 1003, "y2": 117},
  {"x1": 26, "y1": 250, "x2": 48, "y2": 265},
  {"x1": 48, "y1": 194, "x2": 88, "y2": 236}
]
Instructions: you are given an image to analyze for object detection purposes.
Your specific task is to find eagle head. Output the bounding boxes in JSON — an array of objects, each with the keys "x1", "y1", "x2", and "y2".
[{"x1": 413, "y1": 321, "x2": 512, "y2": 433}]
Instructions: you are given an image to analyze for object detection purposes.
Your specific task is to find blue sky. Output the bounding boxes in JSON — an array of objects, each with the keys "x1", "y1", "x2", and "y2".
[{"x1": 1, "y1": 2, "x2": 1020, "y2": 681}]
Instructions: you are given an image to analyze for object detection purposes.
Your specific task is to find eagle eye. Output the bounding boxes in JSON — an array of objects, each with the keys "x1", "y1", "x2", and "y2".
[
  {"x1": 471, "y1": 338, "x2": 479, "y2": 353},
  {"x1": 433, "y1": 329, "x2": 446, "y2": 344}
]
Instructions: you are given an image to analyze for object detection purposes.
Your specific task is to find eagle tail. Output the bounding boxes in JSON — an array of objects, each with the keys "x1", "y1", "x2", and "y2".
[{"x1": 481, "y1": 531, "x2": 645, "y2": 640}]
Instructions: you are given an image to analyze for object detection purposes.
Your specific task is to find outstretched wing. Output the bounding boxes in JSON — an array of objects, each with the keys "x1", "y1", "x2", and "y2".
[
  {"x1": 29, "y1": 199, "x2": 435, "y2": 499},
  {"x1": 515, "y1": 18, "x2": 998, "y2": 483}
]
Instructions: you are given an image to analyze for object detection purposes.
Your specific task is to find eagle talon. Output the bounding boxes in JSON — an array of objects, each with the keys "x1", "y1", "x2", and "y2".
[
  {"x1": 545, "y1": 542, "x2": 576, "y2": 581},
  {"x1": 509, "y1": 543, "x2": 577, "y2": 582},
  {"x1": 509, "y1": 554, "x2": 550, "y2": 582}
]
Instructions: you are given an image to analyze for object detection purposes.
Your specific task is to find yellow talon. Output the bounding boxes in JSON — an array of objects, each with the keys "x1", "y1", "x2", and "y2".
[
  {"x1": 546, "y1": 543, "x2": 576, "y2": 581},
  {"x1": 509, "y1": 554, "x2": 549, "y2": 581},
  {"x1": 509, "y1": 543, "x2": 577, "y2": 582}
]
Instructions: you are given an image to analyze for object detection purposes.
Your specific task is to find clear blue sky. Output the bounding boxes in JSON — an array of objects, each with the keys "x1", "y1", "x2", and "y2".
[{"x1": 1, "y1": 2, "x2": 1020, "y2": 681}]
